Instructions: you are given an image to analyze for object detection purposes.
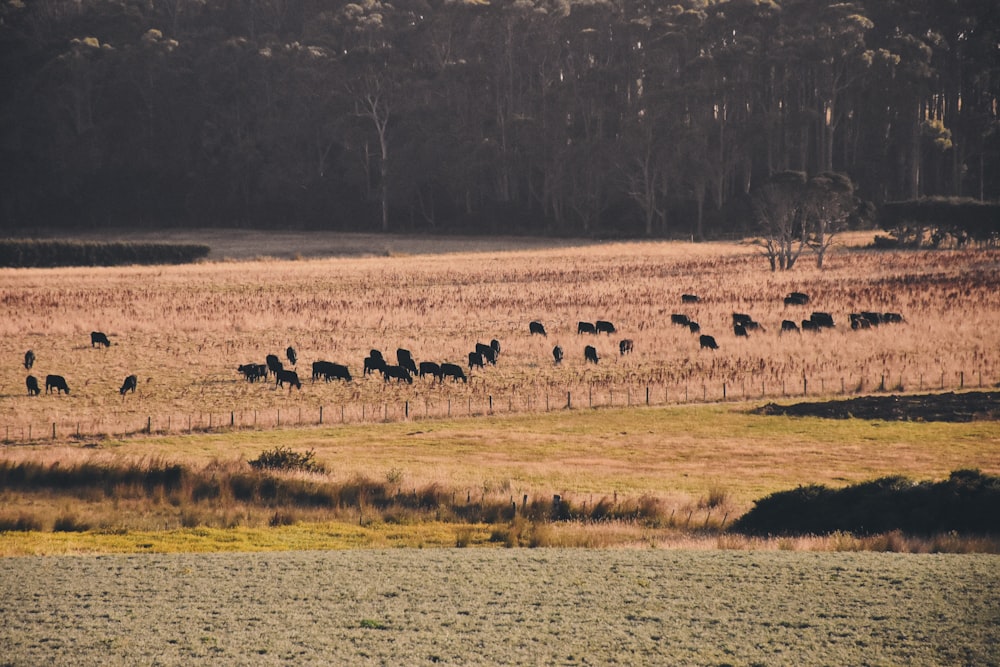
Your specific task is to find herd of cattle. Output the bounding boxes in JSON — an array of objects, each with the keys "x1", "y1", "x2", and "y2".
[{"x1": 19, "y1": 292, "x2": 903, "y2": 397}]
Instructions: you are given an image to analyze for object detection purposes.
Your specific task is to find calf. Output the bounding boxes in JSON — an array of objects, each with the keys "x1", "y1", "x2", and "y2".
[
  {"x1": 681, "y1": 294, "x2": 701, "y2": 304},
  {"x1": 850, "y1": 314, "x2": 871, "y2": 330},
  {"x1": 584, "y1": 345, "x2": 599, "y2": 364},
  {"x1": 419, "y1": 361, "x2": 442, "y2": 380},
  {"x1": 490, "y1": 339, "x2": 501, "y2": 356},
  {"x1": 45, "y1": 374, "x2": 70, "y2": 394},
  {"x1": 577, "y1": 321, "x2": 597, "y2": 335},
  {"x1": 781, "y1": 320, "x2": 800, "y2": 334},
  {"x1": 24, "y1": 350, "x2": 34, "y2": 370},
  {"x1": 699, "y1": 335, "x2": 718, "y2": 350},
  {"x1": 529, "y1": 321, "x2": 547, "y2": 336},
  {"x1": 475, "y1": 343, "x2": 497, "y2": 365},
  {"x1": 810, "y1": 312, "x2": 835, "y2": 328},
  {"x1": 440, "y1": 363, "x2": 467, "y2": 383},
  {"x1": 671, "y1": 314, "x2": 690, "y2": 327},
  {"x1": 26, "y1": 375, "x2": 40, "y2": 396},
  {"x1": 784, "y1": 292, "x2": 810, "y2": 306},
  {"x1": 688, "y1": 321, "x2": 700, "y2": 334},
  {"x1": 382, "y1": 365, "x2": 413, "y2": 384},
  {"x1": 619, "y1": 339, "x2": 634, "y2": 355},
  {"x1": 275, "y1": 369, "x2": 302, "y2": 390},
  {"x1": 595, "y1": 320, "x2": 617, "y2": 335},
  {"x1": 239, "y1": 363, "x2": 265, "y2": 382},
  {"x1": 91, "y1": 331, "x2": 111, "y2": 348},
  {"x1": 120, "y1": 374, "x2": 137, "y2": 395},
  {"x1": 553, "y1": 345, "x2": 564, "y2": 365},
  {"x1": 468, "y1": 351, "x2": 485, "y2": 369},
  {"x1": 286, "y1": 346, "x2": 297, "y2": 366}
]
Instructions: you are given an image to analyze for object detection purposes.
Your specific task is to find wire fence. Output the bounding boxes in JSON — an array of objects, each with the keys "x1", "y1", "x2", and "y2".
[{"x1": 2, "y1": 368, "x2": 994, "y2": 445}]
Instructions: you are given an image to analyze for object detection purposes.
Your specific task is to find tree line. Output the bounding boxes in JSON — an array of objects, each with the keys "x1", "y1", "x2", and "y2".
[{"x1": 1, "y1": 0, "x2": 997, "y2": 238}]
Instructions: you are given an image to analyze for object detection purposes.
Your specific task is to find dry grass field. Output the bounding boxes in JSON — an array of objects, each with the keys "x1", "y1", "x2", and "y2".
[{"x1": 2, "y1": 232, "x2": 998, "y2": 441}]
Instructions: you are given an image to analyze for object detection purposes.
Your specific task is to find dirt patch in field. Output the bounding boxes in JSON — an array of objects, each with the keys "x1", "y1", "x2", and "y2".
[{"x1": 754, "y1": 391, "x2": 1000, "y2": 422}]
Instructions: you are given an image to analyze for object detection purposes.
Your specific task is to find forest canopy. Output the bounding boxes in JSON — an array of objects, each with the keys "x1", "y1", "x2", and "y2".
[{"x1": 1, "y1": 0, "x2": 997, "y2": 237}]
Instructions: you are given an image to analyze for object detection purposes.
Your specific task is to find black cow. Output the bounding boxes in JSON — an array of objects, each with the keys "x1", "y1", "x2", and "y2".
[
  {"x1": 275, "y1": 369, "x2": 301, "y2": 390},
  {"x1": 238, "y1": 363, "x2": 266, "y2": 382},
  {"x1": 370, "y1": 349, "x2": 385, "y2": 363},
  {"x1": 688, "y1": 321, "x2": 700, "y2": 334},
  {"x1": 313, "y1": 361, "x2": 351, "y2": 382},
  {"x1": 784, "y1": 292, "x2": 810, "y2": 306},
  {"x1": 732, "y1": 313, "x2": 754, "y2": 325},
  {"x1": 584, "y1": 345, "x2": 599, "y2": 364},
  {"x1": 781, "y1": 320, "x2": 800, "y2": 334},
  {"x1": 801, "y1": 319, "x2": 820, "y2": 332},
  {"x1": 26, "y1": 375, "x2": 40, "y2": 396},
  {"x1": 475, "y1": 343, "x2": 497, "y2": 365},
  {"x1": 468, "y1": 351, "x2": 485, "y2": 369},
  {"x1": 529, "y1": 321, "x2": 547, "y2": 336},
  {"x1": 734, "y1": 323, "x2": 749, "y2": 337},
  {"x1": 596, "y1": 320, "x2": 617, "y2": 335},
  {"x1": 45, "y1": 374, "x2": 70, "y2": 394},
  {"x1": 577, "y1": 321, "x2": 597, "y2": 334},
  {"x1": 266, "y1": 354, "x2": 283, "y2": 377},
  {"x1": 860, "y1": 311, "x2": 882, "y2": 326},
  {"x1": 681, "y1": 294, "x2": 701, "y2": 304},
  {"x1": 91, "y1": 331, "x2": 111, "y2": 348},
  {"x1": 810, "y1": 312, "x2": 835, "y2": 328},
  {"x1": 419, "y1": 361, "x2": 442, "y2": 380},
  {"x1": 619, "y1": 339, "x2": 633, "y2": 355},
  {"x1": 850, "y1": 314, "x2": 871, "y2": 330},
  {"x1": 120, "y1": 374, "x2": 137, "y2": 395},
  {"x1": 382, "y1": 365, "x2": 413, "y2": 384},
  {"x1": 490, "y1": 339, "x2": 501, "y2": 356},
  {"x1": 671, "y1": 314, "x2": 690, "y2": 326},
  {"x1": 364, "y1": 355, "x2": 386, "y2": 376},
  {"x1": 286, "y1": 346, "x2": 297, "y2": 366},
  {"x1": 883, "y1": 312, "x2": 904, "y2": 324},
  {"x1": 553, "y1": 345, "x2": 563, "y2": 365},
  {"x1": 23, "y1": 350, "x2": 34, "y2": 370},
  {"x1": 396, "y1": 348, "x2": 418, "y2": 375},
  {"x1": 699, "y1": 335, "x2": 718, "y2": 350},
  {"x1": 440, "y1": 363, "x2": 467, "y2": 383}
]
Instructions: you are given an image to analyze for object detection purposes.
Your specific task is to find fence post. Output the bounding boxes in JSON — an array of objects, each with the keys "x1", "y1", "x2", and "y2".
[
  {"x1": 722, "y1": 383, "x2": 726, "y2": 400},
  {"x1": 960, "y1": 371, "x2": 965, "y2": 389},
  {"x1": 319, "y1": 406, "x2": 323, "y2": 425},
  {"x1": 567, "y1": 392, "x2": 571, "y2": 409},
  {"x1": 230, "y1": 412, "x2": 234, "y2": 427},
  {"x1": 488, "y1": 396, "x2": 492, "y2": 414},
  {"x1": 405, "y1": 401, "x2": 409, "y2": 419},
  {"x1": 803, "y1": 375, "x2": 807, "y2": 396},
  {"x1": 646, "y1": 386, "x2": 650, "y2": 406},
  {"x1": 277, "y1": 410, "x2": 280, "y2": 427},
  {"x1": 52, "y1": 423, "x2": 56, "y2": 440},
  {"x1": 148, "y1": 416, "x2": 153, "y2": 434}
]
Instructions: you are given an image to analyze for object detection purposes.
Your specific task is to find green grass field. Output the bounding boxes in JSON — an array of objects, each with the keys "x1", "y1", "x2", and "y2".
[{"x1": 1, "y1": 549, "x2": 996, "y2": 666}]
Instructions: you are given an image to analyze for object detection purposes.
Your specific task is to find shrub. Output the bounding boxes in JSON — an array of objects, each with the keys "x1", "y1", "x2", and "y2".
[
  {"x1": 248, "y1": 447, "x2": 325, "y2": 474},
  {"x1": 52, "y1": 514, "x2": 90, "y2": 532},
  {"x1": 0, "y1": 514, "x2": 43, "y2": 532}
]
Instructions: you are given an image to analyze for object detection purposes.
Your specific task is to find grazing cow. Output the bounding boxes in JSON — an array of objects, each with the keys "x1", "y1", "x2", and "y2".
[
  {"x1": 440, "y1": 363, "x2": 467, "y2": 383},
  {"x1": 91, "y1": 331, "x2": 111, "y2": 348},
  {"x1": 370, "y1": 349, "x2": 385, "y2": 363},
  {"x1": 382, "y1": 365, "x2": 413, "y2": 384},
  {"x1": 490, "y1": 339, "x2": 501, "y2": 356},
  {"x1": 688, "y1": 321, "x2": 700, "y2": 334},
  {"x1": 619, "y1": 339, "x2": 633, "y2": 355},
  {"x1": 810, "y1": 312, "x2": 835, "y2": 328},
  {"x1": 475, "y1": 343, "x2": 497, "y2": 365},
  {"x1": 119, "y1": 374, "x2": 137, "y2": 395},
  {"x1": 784, "y1": 292, "x2": 810, "y2": 306},
  {"x1": 850, "y1": 314, "x2": 871, "y2": 330},
  {"x1": 682, "y1": 294, "x2": 701, "y2": 304},
  {"x1": 671, "y1": 314, "x2": 690, "y2": 327},
  {"x1": 529, "y1": 321, "x2": 547, "y2": 336},
  {"x1": 732, "y1": 313, "x2": 754, "y2": 326},
  {"x1": 275, "y1": 369, "x2": 301, "y2": 390},
  {"x1": 553, "y1": 345, "x2": 564, "y2": 365},
  {"x1": 24, "y1": 350, "x2": 34, "y2": 370},
  {"x1": 699, "y1": 334, "x2": 718, "y2": 350},
  {"x1": 286, "y1": 346, "x2": 297, "y2": 366},
  {"x1": 781, "y1": 320, "x2": 800, "y2": 334},
  {"x1": 364, "y1": 355, "x2": 386, "y2": 376},
  {"x1": 313, "y1": 361, "x2": 351, "y2": 382},
  {"x1": 883, "y1": 312, "x2": 904, "y2": 324},
  {"x1": 266, "y1": 354, "x2": 283, "y2": 377},
  {"x1": 26, "y1": 375, "x2": 40, "y2": 396},
  {"x1": 584, "y1": 345, "x2": 599, "y2": 364},
  {"x1": 238, "y1": 363, "x2": 266, "y2": 382},
  {"x1": 45, "y1": 374, "x2": 70, "y2": 394},
  {"x1": 734, "y1": 323, "x2": 749, "y2": 337},
  {"x1": 577, "y1": 321, "x2": 597, "y2": 335},
  {"x1": 801, "y1": 319, "x2": 820, "y2": 332},
  {"x1": 468, "y1": 351, "x2": 485, "y2": 369},
  {"x1": 396, "y1": 348, "x2": 418, "y2": 375},
  {"x1": 419, "y1": 361, "x2": 442, "y2": 380},
  {"x1": 596, "y1": 320, "x2": 617, "y2": 335}
]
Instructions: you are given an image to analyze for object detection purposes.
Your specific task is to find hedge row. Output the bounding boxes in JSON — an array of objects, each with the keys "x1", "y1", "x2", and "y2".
[
  {"x1": 878, "y1": 197, "x2": 1000, "y2": 247},
  {"x1": 731, "y1": 469, "x2": 1000, "y2": 536},
  {"x1": 0, "y1": 240, "x2": 210, "y2": 267}
]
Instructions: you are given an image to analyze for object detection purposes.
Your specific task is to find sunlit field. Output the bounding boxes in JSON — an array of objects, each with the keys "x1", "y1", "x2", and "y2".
[{"x1": 2, "y1": 235, "x2": 998, "y2": 441}]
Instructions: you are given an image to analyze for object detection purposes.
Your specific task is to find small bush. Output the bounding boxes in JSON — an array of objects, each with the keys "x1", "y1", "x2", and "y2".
[
  {"x1": 0, "y1": 514, "x2": 43, "y2": 532},
  {"x1": 52, "y1": 514, "x2": 90, "y2": 532},
  {"x1": 248, "y1": 447, "x2": 325, "y2": 474}
]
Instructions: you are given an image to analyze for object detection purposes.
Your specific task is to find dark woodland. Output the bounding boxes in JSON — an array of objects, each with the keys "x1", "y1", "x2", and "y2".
[{"x1": 1, "y1": 0, "x2": 997, "y2": 237}]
